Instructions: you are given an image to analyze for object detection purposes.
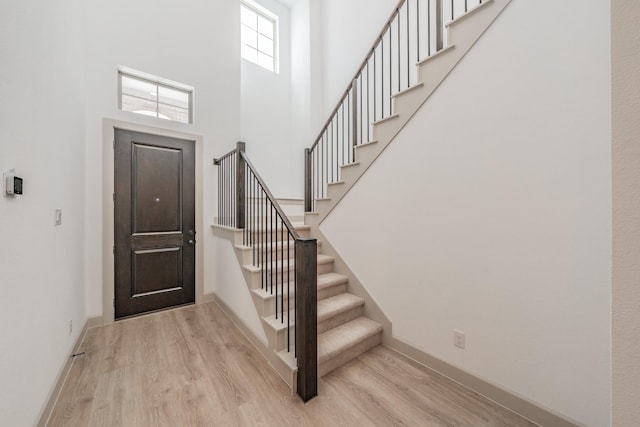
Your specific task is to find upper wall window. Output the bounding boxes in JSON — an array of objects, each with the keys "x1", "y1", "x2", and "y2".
[
  {"x1": 118, "y1": 69, "x2": 193, "y2": 124},
  {"x1": 241, "y1": 1, "x2": 278, "y2": 73}
]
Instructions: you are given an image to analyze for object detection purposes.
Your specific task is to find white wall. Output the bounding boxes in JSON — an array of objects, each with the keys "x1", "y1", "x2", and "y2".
[
  {"x1": 83, "y1": 0, "x2": 241, "y2": 316},
  {"x1": 321, "y1": 1, "x2": 611, "y2": 425},
  {"x1": 320, "y1": 0, "x2": 397, "y2": 117},
  {"x1": 0, "y1": 0, "x2": 87, "y2": 425},
  {"x1": 290, "y1": 0, "x2": 314, "y2": 182},
  {"x1": 241, "y1": 0, "x2": 298, "y2": 198}
]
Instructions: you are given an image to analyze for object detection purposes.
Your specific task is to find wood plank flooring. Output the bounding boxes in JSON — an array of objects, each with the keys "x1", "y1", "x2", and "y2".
[{"x1": 48, "y1": 302, "x2": 537, "y2": 426}]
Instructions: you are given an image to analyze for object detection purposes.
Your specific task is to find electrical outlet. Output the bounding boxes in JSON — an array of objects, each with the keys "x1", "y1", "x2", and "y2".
[
  {"x1": 69, "y1": 320, "x2": 73, "y2": 335},
  {"x1": 453, "y1": 329, "x2": 465, "y2": 349},
  {"x1": 55, "y1": 209, "x2": 62, "y2": 226}
]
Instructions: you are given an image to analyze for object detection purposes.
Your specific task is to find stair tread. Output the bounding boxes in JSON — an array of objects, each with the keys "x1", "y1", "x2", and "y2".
[
  {"x1": 318, "y1": 317, "x2": 383, "y2": 364},
  {"x1": 236, "y1": 239, "x2": 321, "y2": 251},
  {"x1": 252, "y1": 272, "x2": 348, "y2": 301},
  {"x1": 262, "y1": 293, "x2": 365, "y2": 332},
  {"x1": 243, "y1": 253, "x2": 334, "y2": 273},
  {"x1": 318, "y1": 293, "x2": 363, "y2": 322},
  {"x1": 248, "y1": 223, "x2": 310, "y2": 233}
]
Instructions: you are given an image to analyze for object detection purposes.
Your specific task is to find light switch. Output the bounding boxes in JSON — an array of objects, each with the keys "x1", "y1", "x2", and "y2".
[{"x1": 54, "y1": 209, "x2": 62, "y2": 226}]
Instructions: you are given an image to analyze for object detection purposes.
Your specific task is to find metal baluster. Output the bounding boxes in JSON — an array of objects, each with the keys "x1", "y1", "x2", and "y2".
[
  {"x1": 254, "y1": 172, "x2": 257, "y2": 265},
  {"x1": 287, "y1": 233, "x2": 290, "y2": 351},
  {"x1": 244, "y1": 162, "x2": 247, "y2": 245},
  {"x1": 366, "y1": 62, "x2": 370, "y2": 143},
  {"x1": 389, "y1": 23, "x2": 393, "y2": 107},
  {"x1": 225, "y1": 156, "x2": 228, "y2": 226},
  {"x1": 331, "y1": 111, "x2": 340, "y2": 182},
  {"x1": 407, "y1": 0, "x2": 410, "y2": 87},
  {"x1": 294, "y1": 242, "x2": 297, "y2": 357},
  {"x1": 465, "y1": 0, "x2": 468, "y2": 13},
  {"x1": 417, "y1": 0, "x2": 420, "y2": 62},
  {"x1": 230, "y1": 156, "x2": 232, "y2": 227},
  {"x1": 428, "y1": 0, "x2": 431, "y2": 56},
  {"x1": 398, "y1": 9, "x2": 401, "y2": 92},
  {"x1": 264, "y1": 190, "x2": 267, "y2": 290},
  {"x1": 270, "y1": 202, "x2": 274, "y2": 296},
  {"x1": 359, "y1": 75, "x2": 363, "y2": 146},
  {"x1": 341, "y1": 101, "x2": 345, "y2": 174},
  {"x1": 373, "y1": 47, "x2": 377, "y2": 122},
  {"x1": 437, "y1": 0, "x2": 443, "y2": 51},
  {"x1": 275, "y1": 209, "x2": 278, "y2": 319},
  {"x1": 331, "y1": 120, "x2": 335, "y2": 183},
  {"x1": 381, "y1": 37, "x2": 384, "y2": 117},
  {"x1": 280, "y1": 216, "x2": 284, "y2": 324}
]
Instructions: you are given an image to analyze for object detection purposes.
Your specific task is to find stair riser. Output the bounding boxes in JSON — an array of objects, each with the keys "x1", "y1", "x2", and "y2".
[
  {"x1": 338, "y1": 164, "x2": 363, "y2": 186},
  {"x1": 318, "y1": 282, "x2": 348, "y2": 301},
  {"x1": 318, "y1": 332, "x2": 382, "y2": 378},
  {"x1": 251, "y1": 292, "x2": 294, "y2": 317},
  {"x1": 240, "y1": 214, "x2": 305, "y2": 224},
  {"x1": 417, "y1": 48, "x2": 458, "y2": 92},
  {"x1": 275, "y1": 323, "x2": 296, "y2": 353},
  {"x1": 256, "y1": 280, "x2": 349, "y2": 317},
  {"x1": 371, "y1": 116, "x2": 401, "y2": 146},
  {"x1": 353, "y1": 143, "x2": 379, "y2": 171},
  {"x1": 262, "y1": 294, "x2": 295, "y2": 317},
  {"x1": 236, "y1": 242, "x2": 321, "y2": 265},
  {"x1": 318, "y1": 305, "x2": 364, "y2": 335}
]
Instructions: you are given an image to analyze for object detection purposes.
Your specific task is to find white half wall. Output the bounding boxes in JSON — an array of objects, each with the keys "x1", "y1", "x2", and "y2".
[
  {"x1": 321, "y1": 1, "x2": 611, "y2": 425},
  {"x1": 212, "y1": 232, "x2": 268, "y2": 345},
  {"x1": 0, "y1": 0, "x2": 87, "y2": 425}
]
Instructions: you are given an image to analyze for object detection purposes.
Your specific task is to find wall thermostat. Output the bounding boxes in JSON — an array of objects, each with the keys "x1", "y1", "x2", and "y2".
[{"x1": 5, "y1": 172, "x2": 23, "y2": 195}]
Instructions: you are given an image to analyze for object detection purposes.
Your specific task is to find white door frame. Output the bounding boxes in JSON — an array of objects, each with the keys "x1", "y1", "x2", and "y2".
[{"x1": 102, "y1": 118, "x2": 204, "y2": 324}]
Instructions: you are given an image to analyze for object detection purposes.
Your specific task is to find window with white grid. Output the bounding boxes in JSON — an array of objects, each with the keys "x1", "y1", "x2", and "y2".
[
  {"x1": 118, "y1": 69, "x2": 193, "y2": 124},
  {"x1": 241, "y1": 1, "x2": 277, "y2": 73}
]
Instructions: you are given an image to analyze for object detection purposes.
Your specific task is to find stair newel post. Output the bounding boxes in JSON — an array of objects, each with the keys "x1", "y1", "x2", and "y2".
[
  {"x1": 236, "y1": 141, "x2": 246, "y2": 230},
  {"x1": 436, "y1": 0, "x2": 443, "y2": 51},
  {"x1": 304, "y1": 148, "x2": 312, "y2": 212},
  {"x1": 295, "y1": 237, "x2": 318, "y2": 402}
]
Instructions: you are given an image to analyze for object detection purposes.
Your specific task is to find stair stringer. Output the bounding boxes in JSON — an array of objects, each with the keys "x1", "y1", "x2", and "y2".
[
  {"x1": 304, "y1": 217, "x2": 394, "y2": 347},
  {"x1": 211, "y1": 224, "x2": 298, "y2": 392},
  {"x1": 310, "y1": 0, "x2": 513, "y2": 225}
]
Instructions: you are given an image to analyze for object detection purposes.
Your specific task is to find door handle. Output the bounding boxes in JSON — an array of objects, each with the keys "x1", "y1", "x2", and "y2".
[{"x1": 188, "y1": 239, "x2": 196, "y2": 246}]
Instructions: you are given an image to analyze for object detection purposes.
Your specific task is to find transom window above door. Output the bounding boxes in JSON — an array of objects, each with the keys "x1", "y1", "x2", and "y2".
[
  {"x1": 241, "y1": 1, "x2": 278, "y2": 73},
  {"x1": 118, "y1": 68, "x2": 194, "y2": 124}
]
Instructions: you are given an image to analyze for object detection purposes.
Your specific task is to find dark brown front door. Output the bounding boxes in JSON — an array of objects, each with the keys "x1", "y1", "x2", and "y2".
[{"x1": 114, "y1": 129, "x2": 196, "y2": 319}]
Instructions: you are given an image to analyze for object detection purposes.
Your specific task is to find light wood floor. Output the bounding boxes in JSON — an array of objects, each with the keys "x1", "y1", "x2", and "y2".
[{"x1": 48, "y1": 302, "x2": 536, "y2": 426}]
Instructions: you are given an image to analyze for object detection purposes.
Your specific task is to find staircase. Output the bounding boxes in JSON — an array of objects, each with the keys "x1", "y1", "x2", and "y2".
[
  {"x1": 304, "y1": 0, "x2": 512, "y2": 224},
  {"x1": 231, "y1": 200, "x2": 383, "y2": 380},
  {"x1": 213, "y1": 0, "x2": 512, "y2": 401}
]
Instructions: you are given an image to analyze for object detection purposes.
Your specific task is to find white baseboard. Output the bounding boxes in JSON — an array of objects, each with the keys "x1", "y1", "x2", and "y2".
[
  {"x1": 36, "y1": 315, "x2": 103, "y2": 427},
  {"x1": 385, "y1": 337, "x2": 583, "y2": 427}
]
